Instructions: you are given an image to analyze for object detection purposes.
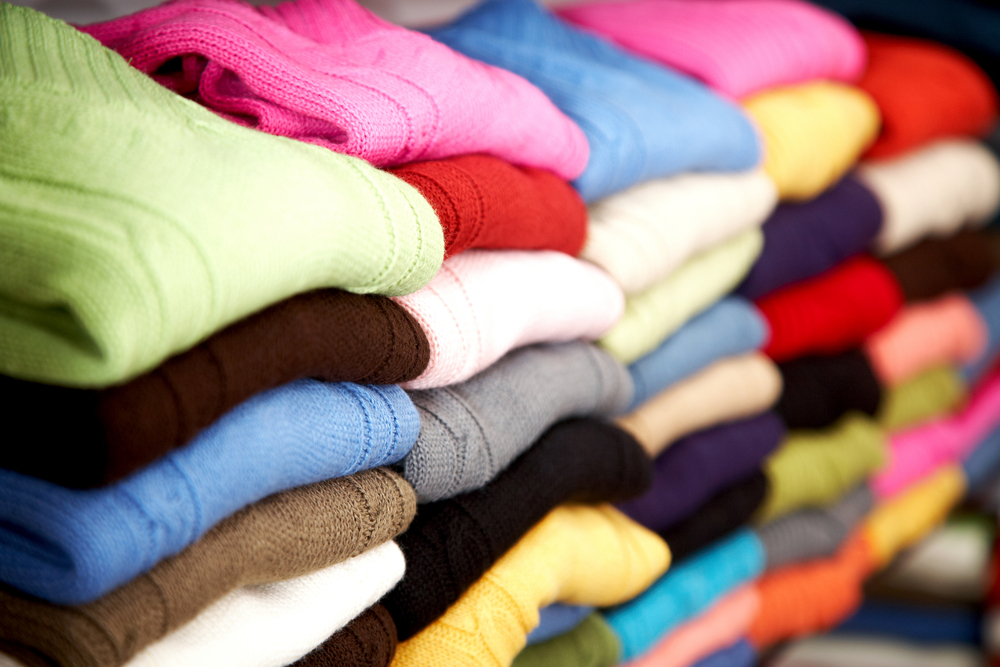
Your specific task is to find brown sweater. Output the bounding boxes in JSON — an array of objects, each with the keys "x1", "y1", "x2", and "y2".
[
  {"x1": 0, "y1": 468, "x2": 416, "y2": 667},
  {"x1": 293, "y1": 604, "x2": 397, "y2": 667}
]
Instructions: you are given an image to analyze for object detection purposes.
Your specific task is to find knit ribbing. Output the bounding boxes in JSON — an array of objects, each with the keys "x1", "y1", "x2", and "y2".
[
  {"x1": 393, "y1": 505, "x2": 670, "y2": 667},
  {"x1": 581, "y1": 168, "x2": 776, "y2": 295},
  {"x1": 628, "y1": 298, "x2": 769, "y2": 410},
  {"x1": 735, "y1": 176, "x2": 884, "y2": 300},
  {"x1": 601, "y1": 229, "x2": 764, "y2": 364},
  {"x1": 389, "y1": 155, "x2": 587, "y2": 259},
  {"x1": 757, "y1": 255, "x2": 904, "y2": 362},
  {"x1": 0, "y1": 4, "x2": 443, "y2": 387},
  {"x1": 883, "y1": 230, "x2": 1000, "y2": 303},
  {"x1": 83, "y1": 0, "x2": 587, "y2": 177},
  {"x1": 386, "y1": 418, "x2": 652, "y2": 640},
  {"x1": 513, "y1": 613, "x2": 619, "y2": 667},
  {"x1": 0, "y1": 381, "x2": 418, "y2": 604},
  {"x1": 403, "y1": 342, "x2": 633, "y2": 502},
  {"x1": 293, "y1": 605, "x2": 397, "y2": 667},
  {"x1": 861, "y1": 140, "x2": 1000, "y2": 254},
  {"x1": 427, "y1": 0, "x2": 761, "y2": 203},
  {"x1": 877, "y1": 366, "x2": 966, "y2": 433},
  {"x1": 758, "y1": 414, "x2": 886, "y2": 522},
  {"x1": 743, "y1": 82, "x2": 879, "y2": 200},
  {"x1": 0, "y1": 468, "x2": 414, "y2": 667},
  {"x1": 619, "y1": 412, "x2": 786, "y2": 533},
  {"x1": 558, "y1": 0, "x2": 864, "y2": 99},
  {"x1": 617, "y1": 353, "x2": 783, "y2": 457},
  {"x1": 394, "y1": 250, "x2": 623, "y2": 390},
  {"x1": 759, "y1": 485, "x2": 873, "y2": 570},
  {"x1": 775, "y1": 350, "x2": 882, "y2": 430},
  {"x1": 0, "y1": 290, "x2": 429, "y2": 488}
]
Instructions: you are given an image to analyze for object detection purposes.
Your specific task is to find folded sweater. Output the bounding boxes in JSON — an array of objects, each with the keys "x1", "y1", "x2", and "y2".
[
  {"x1": 882, "y1": 230, "x2": 1000, "y2": 303},
  {"x1": 292, "y1": 604, "x2": 397, "y2": 667},
  {"x1": 775, "y1": 350, "x2": 882, "y2": 430},
  {"x1": 0, "y1": 5, "x2": 444, "y2": 387}
]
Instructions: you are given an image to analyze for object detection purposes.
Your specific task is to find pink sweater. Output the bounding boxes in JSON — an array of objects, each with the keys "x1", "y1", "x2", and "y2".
[{"x1": 82, "y1": 0, "x2": 588, "y2": 176}]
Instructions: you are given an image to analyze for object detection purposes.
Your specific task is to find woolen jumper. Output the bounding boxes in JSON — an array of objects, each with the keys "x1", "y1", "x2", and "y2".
[
  {"x1": 882, "y1": 230, "x2": 1000, "y2": 303},
  {"x1": 742, "y1": 82, "x2": 879, "y2": 201},
  {"x1": 292, "y1": 604, "x2": 397, "y2": 667},
  {"x1": 964, "y1": 422, "x2": 1000, "y2": 493},
  {"x1": 619, "y1": 411, "x2": 786, "y2": 533},
  {"x1": 691, "y1": 640, "x2": 756, "y2": 667},
  {"x1": 426, "y1": 0, "x2": 762, "y2": 203},
  {"x1": 393, "y1": 505, "x2": 670, "y2": 667},
  {"x1": 877, "y1": 366, "x2": 966, "y2": 434},
  {"x1": 859, "y1": 32, "x2": 998, "y2": 160},
  {"x1": 82, "y1": 0, "x2": 588, "y2": 178},
  {"x1": 0, "y1": 290, "x2": 430, "y2": 488},
  {"x1": 660, "y1": 472, "x2": 769, "y2": 563},
  {"x1": 123, "y1": 541, "x2": 405, "y2": 667},
  {"x1": 735, "y1": 176, "x2": 884, "y2": 301},
  {"x1": 606, "y1": 529, "x2": 766, "y2": 662},
  {"x1": 617, "y1": 353, "x2": 783, "y2": 457},
  {"x1": 513, "y1": 613, "x2": 619, "y2": 667},
  {"x1": 963, "y1": 274, "x2": 1000, "y2": 384},
  {"x1": 601, "y1": 229, "x2": 764, "y2": 364},
  {"x1": 758, "y1": 485, "x2": 874, "y2": 570},
  {"x1": 0, "y1": 381, "x2": 418, "y2": 604},
  {"x1": 627, "y1": 297, "x2": 770, "y2": 410},
  {"x1": 836, "y1": 606, "x2": 984, "y2": 648},
  {"x1": 860, "y1": 140, "x2": 1000, "y2": 254},
  {"x1": 394, "y1": 250, "x2": 623, "y2": 390},
  {"x1": 757, "y1": 255, "x2": 905, "y2": 362},
  {"x1": 581, "y1": 168, "x2": 776, "y2": 295},
  {"x1": 775, "y1": 350, "x2": 882, "y2": 430},
  {"x1": 527, "y1": 605, "x2": 595, "y2": 646},
  {"x1": 403, "y1": 342, "x2": 633, "y2": 502},
  {"x1": 0, "y1": 5, "x2": 444, "y2": 387},
  {"x1": 386, "y1": 418, "x2": 652, "y2": 640},
  {"x1": 389, "y1": 155, "x2": 587, "y2": 259},
  {"x1": 557, "y1": 0, "x2": 864, "y2": 100},
  {"x1": 0, "y1": 468, "x2": 415, "y2": 667}
]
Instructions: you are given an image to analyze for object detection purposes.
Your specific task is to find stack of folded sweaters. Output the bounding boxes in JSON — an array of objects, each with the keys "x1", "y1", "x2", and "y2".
[{"x1": 2, "y1": 0, "x2": 1000, "y2": 665}]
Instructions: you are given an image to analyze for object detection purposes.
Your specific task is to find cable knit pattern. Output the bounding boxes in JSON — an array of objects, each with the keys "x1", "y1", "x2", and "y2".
[
  {"x1": 394, "y1": 250, "x2": 624, "y2": 390},
  {"x1": 81, "y1": 0, "x2": 588, "y2": 177},
  {"x1": 0, "y1": 381, "x2": 418, "y2": 604},
  {"x1": 403, "y1": 342, "x2": 633, "y2": 502},
  {"x1": 428, "y1": 0, "x2": 761, "y2": 202},
  {"x1": 558, "y1": 0, "x2": 865, "y2": 99},
  {"x1": 582, "y1": 168, "x2": 776, "y2": 295}
]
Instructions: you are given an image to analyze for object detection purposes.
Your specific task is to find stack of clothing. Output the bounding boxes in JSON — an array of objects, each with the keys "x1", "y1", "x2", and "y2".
[{"x1": 2, "y1": 0, "x2": 1000, "y2": 666}]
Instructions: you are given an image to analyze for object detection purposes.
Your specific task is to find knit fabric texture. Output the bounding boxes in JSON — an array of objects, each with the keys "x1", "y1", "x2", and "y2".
[
  {"x1": 292, "y1": 604, "x2": 397, "y2": 667},
  {"x1": 82, "y1": 0, "x2": 588, "y2": 177},
  {"x1": 601, "y1": 228, "x2": 764, "y2": 364},
  {"x1": 758, "y1": 414, "x2": 886, "y2": 522},
  {"x1": 758, "y1": 485, "x2": 874, "y2": 571},
  {"x1": 964, "y1": 274, "x2": 1000, "y2": 384},
  {"x1": 393, "y1": 504, "x2": 670, "y2": 667},
  {"x1": 427, "y1": 0, "x2": 761, "y2": 203},
  {"x1": 0, "y1": 381, "x2": 418, "y2": 604},
  {"x1": 0, "y1": 5, "x2": 444, "y2": 387},
  {"x1": 123, "y1": 541, "x2": 405, "y2": 667},
  {"x1": 859, "y1": 32, "x2": 998, "y2": 160},
  {"x1": 0, "y1": 290, "x2": 429, "y2": 488},
  {"x1": 403, "y1": 342, "x2": 633, "y2": 502},
  {"x1": 606, "y1": 529, "x2": 766, "y2": 662},
  {"x1": 775, "y1": 350, "x2": 882, "y2": 430},
  {"x1": 735, "y1": 176, "x2": 884, "y2": 300},
  {"x1": 581, "y1": 168, "x2": 776, "y2": 295},
  {"x1": 882, "y1": 230, "x2": 1000, "y2": 303},
  {"x1": 865, "y1": 293, "x2": 987, "y2": 387},
  {"x1": 627, "y1": 297, "x2": 770, "y2": 410},
  {"x1": 742, "y1": 81, "x2": 879, "y2": 200},
  {"x1": 626, "y1": 585, "x2": 761, "y2": 667},
  {"x1": 527, "y1": 604, "x2": 595, "y2": 646},
  {"x1": 660, "y1": 472, "x2": 769, "y2": 563},
  {"x1": 0, "y1": 468, "x2": 414, "y2": 667},
  {"x1": 877, "y1": 366, "x2": 966, "y2": 434},
  {"x1": 873, "y1": 370, "x2": 1000, "y2": 498},
  {"x1": 513, "y1": 613, "x2": 619, "y2": 667},
  {"x1": 619, "y1": 411, "x2": 786, "y2": 533},
  {"x1": 861, "y1": 140, "x2": 1000, "y2": 254},
  {"x1": 757, "y1": 255, "x2": 905, "y2": 362},
  {"x1": 385, "y1": 418, "x2": 652, "y2": 640},
  {"x1": 617, "y1": 352, "x2": 783, "y2": 457},
  {"x1": 389, "y1": 155, "x2": 587, "y2": 259},
  {"x1": 394, "y1": 250, "x2": 623, "y2": 390}
]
